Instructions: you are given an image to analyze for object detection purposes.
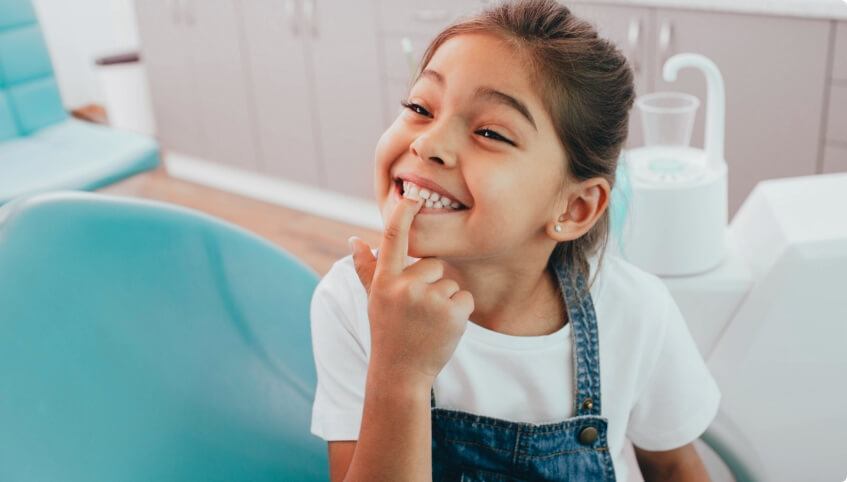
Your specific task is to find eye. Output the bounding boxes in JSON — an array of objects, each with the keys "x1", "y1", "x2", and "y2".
[
  {"x1": 476, "y1": 128, "x2": 515, "y2": 146},
  {"x1": 400, "y1": 99, "x2": 432, "y2": 118}
]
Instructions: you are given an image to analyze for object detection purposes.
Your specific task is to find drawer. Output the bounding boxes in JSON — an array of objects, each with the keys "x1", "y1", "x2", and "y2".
[
  {"x1": 377, "y1": 0, "x2": 482, "y2": 36},
  {"x1": 822, "y1": 144, "x2": 847, "y2": 174},
  {"x1": 833, "y1": 21, "x2": 847, "y2": 81},
  {"x1": 826, "y1": 83, "x2": 847, "y2": 144}
]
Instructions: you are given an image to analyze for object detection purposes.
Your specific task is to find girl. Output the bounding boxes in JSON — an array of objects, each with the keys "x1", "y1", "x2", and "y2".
[{"x1": 310, "y1": 0, "x2": 720, "y2": 480}]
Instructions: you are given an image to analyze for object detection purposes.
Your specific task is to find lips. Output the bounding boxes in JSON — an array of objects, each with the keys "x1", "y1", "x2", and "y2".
[{"x1": 393, "y1": 173, "x2": 467, "y2": 208}]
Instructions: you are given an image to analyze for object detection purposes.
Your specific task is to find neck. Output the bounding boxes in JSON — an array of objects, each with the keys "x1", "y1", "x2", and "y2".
[{"x1": 438, "y1": 248, "x2": 566, "y2": 337}]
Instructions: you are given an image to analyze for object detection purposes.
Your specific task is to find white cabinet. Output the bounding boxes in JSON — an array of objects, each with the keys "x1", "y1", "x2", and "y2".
[
  {"x1": 135, "y1": 0, "x2": 259, "y2": 170},
  {"x1": 241, "y1": 0, "x2": 388, "y2": 198},
  {"x1": 823, "y1": 21, "x2": 847, "y2": 174},
  {"x1": 308, "y1": 0, "x2": 386, "y2": 200},
  {"x1": 238, "y1": 0, "x2": 322, "y2": 187},
  {"x1": 134, "y1": 0, "x2": 205, "y2": 156}
]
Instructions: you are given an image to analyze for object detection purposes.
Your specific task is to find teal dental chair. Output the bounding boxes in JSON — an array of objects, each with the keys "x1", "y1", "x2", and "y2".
[
  {"x1": 0, "y1": 192, "x2": 328, "y2": 481},
  {"x1": 0, "y1": 0, "x2": 159, "y2": 206}
]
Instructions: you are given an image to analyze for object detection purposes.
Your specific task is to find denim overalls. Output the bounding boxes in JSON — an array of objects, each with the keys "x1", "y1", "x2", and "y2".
[{"x1": 430, "y1": 260, "x2": 616, "y2": 481}]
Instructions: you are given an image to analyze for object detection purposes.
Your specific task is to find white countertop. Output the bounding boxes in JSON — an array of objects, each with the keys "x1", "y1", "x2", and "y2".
[{"x1": 570, "y1": 0, "x2": 847, "y2": 21}]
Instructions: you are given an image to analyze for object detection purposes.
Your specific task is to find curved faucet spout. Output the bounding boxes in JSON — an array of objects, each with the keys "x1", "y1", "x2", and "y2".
[{"x1": 663, "y1": 53, "x2": 726, "y2": 169}]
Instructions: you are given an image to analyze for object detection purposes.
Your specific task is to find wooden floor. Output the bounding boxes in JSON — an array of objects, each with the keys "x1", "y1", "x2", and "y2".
[{"x1": 100, "y1": 162, "x2": 382, "y2": 277}]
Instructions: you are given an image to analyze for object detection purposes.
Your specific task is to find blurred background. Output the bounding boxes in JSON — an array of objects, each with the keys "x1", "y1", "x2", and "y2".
[
  {"x1": 17, "y1": 0, "x2": 847, "y2": 271},
  {"x1": 2, "y1": 1, "x2": 847, "y2": 481},
  {"x1": 21, "y1": 0, "x2": 847, "y2": 272}
]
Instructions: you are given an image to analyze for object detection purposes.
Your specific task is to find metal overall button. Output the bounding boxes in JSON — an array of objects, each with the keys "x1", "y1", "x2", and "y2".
[
  {"x1": 581, "y1": 398, "x2": 594, "y2": 411},
  {"x1": 578, "y1": 426, "x2": 598, "y2": 445}
]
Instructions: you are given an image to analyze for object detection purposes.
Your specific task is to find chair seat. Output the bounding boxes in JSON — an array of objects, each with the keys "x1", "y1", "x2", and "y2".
[
  {"x1": 0, "y1": 118, "x2": 159, "y2": 204},
  {"x1": 0, "y1": 191, "x2": 327, "y2": 481}
]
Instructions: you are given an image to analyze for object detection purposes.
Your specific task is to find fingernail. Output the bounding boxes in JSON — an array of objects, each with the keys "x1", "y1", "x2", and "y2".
[{"x1": 347, "y1": 236, "x2": 357, "y2": 252}]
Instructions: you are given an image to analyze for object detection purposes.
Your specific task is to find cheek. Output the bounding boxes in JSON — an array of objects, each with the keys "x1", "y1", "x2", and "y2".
[
  {"x1": 373, "y1": 121, "x2": 408, "y2": 197},
  {"x1": 469, "y1": 176, "x2": 542, "y2": 239}
]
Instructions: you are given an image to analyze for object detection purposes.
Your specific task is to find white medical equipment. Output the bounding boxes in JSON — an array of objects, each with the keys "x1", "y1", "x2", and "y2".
[
  {"x1": 616, "y1": 53, "x2": 847, "y2": 482},
  {"x1": 686, "y1": 171, "x2": 847, "y2": 482},
  {"x1": 621, "y1": 53, "x2": 729, "y2": 276}
]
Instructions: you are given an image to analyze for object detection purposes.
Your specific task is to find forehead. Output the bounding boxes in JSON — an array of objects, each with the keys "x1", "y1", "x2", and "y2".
[{"x1": 423, "y1": 33, "x2": 538, "y2": 102}]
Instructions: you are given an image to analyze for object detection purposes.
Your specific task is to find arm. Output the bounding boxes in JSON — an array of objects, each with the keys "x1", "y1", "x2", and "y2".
[
  {"x1": 634, "y1": 442, "x2": 711, "y2": 482},
  {"x1": 333, "y1": 196, "x2": 473, "y2": 481},
  {"x1": 334, "y1": 367, "x2": 432, "y2": 482}
]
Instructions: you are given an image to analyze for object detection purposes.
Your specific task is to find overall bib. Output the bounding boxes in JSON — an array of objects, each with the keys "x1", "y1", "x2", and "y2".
[{"x1": 430, "y1": 261, "x2": 616, "y2": 481}]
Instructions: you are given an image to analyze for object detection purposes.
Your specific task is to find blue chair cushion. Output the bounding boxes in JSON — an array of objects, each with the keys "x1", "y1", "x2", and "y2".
[
  {"x1": 0, "y1": 191, "x2": 328, "y2": 481},
  {"x1": 0, "y1": 24, "x2": 53, "y2": 85},
  {"x1": 6, "y1": 76, "x2": 65, "y2": 133},
  {"x1": 0, "y1": 0, "x2": 36, "y2": 31},
  {"x1": 0, "y1": 91, "x2": 18, "y2": 140},
  {"x1": 0, "y1": 119, "x2": 160, "y2": 204}
]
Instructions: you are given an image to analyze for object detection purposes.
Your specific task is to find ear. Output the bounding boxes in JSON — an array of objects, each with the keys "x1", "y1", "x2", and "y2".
[{"x1": 547, "y1": 177, "x2": 611, "y2": 241}]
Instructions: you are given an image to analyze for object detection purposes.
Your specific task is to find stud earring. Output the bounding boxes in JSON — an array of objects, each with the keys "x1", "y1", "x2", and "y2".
[{"x1": 554, "y1": 224, "x2": 562, "y2": 233}]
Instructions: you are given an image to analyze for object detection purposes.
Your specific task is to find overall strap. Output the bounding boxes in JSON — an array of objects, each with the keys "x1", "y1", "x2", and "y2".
[
  {"x1": 554, "y1": 261, "x2": 603, "y2": 417},
  {"x1": 432, "y1": 262, "x2": 603, "y2": 416}
]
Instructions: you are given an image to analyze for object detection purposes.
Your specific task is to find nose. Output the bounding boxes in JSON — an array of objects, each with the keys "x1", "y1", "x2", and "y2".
[{"x1": 409, "y1": 120, "x2": 459, "y2": 168}]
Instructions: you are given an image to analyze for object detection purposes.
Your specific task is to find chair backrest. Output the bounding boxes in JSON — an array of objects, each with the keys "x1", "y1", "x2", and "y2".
[
  {"x1": 0, "y1": 0, "x2": 67, "y2": 141},
  {"x1": 0, "y1": 192, "x2": 329, "y2": 481}
]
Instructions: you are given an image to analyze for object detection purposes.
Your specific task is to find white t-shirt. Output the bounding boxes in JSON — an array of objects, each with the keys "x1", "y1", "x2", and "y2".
[{"x1": 309, "y1": 249, "x2": 721, "y2": 481}]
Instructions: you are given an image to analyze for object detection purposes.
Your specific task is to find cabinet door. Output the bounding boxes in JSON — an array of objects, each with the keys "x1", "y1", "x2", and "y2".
[
  {"x1": 567, "y1": 3, "x2": 655, "y2": 149},
  {"x1": 651, "y1": 9, "x2": 830, "y2": 217},
  {"x1": 182, "y1": 0, "x2": 259, "y2": 170},
  {"x1": 134, "y1": 0, "x2": 206, "y2": 155},
  {"x1": 307, "y1": 0, "x2": 386, "y2": 200},
  {"x1": 377, "y1": 0, "x2": 487, "y2": 130},
  {"x1": 238, "y1": 0, "x2": 322, "y2": 187}
]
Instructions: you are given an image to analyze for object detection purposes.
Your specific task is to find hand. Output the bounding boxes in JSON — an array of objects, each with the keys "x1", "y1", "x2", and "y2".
[{"x1": 349, "y1": 195, "x2": 474, "y2": 388}]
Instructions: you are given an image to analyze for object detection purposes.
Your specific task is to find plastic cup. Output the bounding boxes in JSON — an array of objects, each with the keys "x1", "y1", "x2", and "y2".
[{"x1": 636, "y1": 92, "x2": 700, "y2": 147}]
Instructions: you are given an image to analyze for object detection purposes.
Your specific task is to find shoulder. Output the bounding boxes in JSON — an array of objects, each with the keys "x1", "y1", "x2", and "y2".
[{"x1": 591, "y1": 252, "x2": 673, "y2": 323}]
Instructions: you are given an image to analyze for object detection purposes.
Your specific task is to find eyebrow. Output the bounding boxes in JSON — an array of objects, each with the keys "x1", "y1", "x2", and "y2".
[{"x1": 416, "y1": 69, "x2": 537, "y2": 131}]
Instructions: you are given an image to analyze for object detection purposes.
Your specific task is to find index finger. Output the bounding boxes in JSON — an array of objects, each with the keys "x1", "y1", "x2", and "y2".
[{"x1": 376, "y1": 195, "x2": 424, "y2": 277}]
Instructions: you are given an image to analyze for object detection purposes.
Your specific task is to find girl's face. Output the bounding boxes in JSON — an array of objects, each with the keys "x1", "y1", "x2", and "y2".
[{"x1": 375, "y1": 33, "x2": 570, "y2": 260}]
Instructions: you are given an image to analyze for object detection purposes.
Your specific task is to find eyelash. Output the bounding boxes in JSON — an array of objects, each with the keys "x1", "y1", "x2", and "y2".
[{"x1": 399, "y1": 100, "x2": 516, "y2": 147}]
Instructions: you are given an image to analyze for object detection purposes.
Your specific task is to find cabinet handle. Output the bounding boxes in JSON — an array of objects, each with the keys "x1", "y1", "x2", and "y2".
[
  {"x1": 658, "y1": 19, "x2": 673, "y2": 68},
  {"x1": 412, "y1": 9, "x2": 449, "y2": 23},
  {"x1": 626, "y1": 18, "x2": 641, "y2": 77},
  {"x1": 303, "y1": 0, "x2": 318, "y2": 37},
  {"x1": 401, "y1": 37, "x2": 417, "y2": 79},
  {"x1": 285, "y1": 0, "x2": 299, "y2": 36}
]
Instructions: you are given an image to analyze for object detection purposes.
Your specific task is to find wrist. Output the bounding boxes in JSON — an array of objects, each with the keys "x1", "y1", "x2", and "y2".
[{"x1": 366, "y1": 357, "x2": 434, "y2": 398}]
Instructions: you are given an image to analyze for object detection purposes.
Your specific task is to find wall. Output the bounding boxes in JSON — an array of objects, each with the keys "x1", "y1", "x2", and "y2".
[{"x1": 31, "y1": 0, "x2": 139, "y2": 109}]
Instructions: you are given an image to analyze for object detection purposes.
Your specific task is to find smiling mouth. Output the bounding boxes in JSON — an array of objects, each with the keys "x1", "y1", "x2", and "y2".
[{"x1": 394, "y1": 179, "x2": 469, "y2": 213}]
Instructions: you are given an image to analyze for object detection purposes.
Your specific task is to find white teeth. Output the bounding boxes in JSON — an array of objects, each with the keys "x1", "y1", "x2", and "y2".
[{"x1": 400, "y1": 179, "x2": 464, "y2": 210}]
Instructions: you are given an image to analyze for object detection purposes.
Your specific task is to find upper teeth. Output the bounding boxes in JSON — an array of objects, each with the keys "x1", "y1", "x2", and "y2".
[{"x1": 402, "y1": 180, "x2": 462, "y2": 210}]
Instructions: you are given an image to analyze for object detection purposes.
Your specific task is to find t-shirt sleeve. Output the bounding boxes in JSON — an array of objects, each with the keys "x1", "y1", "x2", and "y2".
[
  {"x1": 626, "y1": 282, "x2": 722, "y2": 451},
  {"x1": 309, "y1": 261, "x2": 369, "y2": 441}
]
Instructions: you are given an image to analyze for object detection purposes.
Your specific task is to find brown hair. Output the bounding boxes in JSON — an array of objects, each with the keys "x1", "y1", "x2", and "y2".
[{"x1": 413, "y1": 0, "x2": 635, "y2": 297}]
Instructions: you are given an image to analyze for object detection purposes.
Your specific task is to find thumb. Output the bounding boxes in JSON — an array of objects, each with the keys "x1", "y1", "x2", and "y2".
[{"x1": 349, "y1": 236, "x2": 376, "y2": 293}]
